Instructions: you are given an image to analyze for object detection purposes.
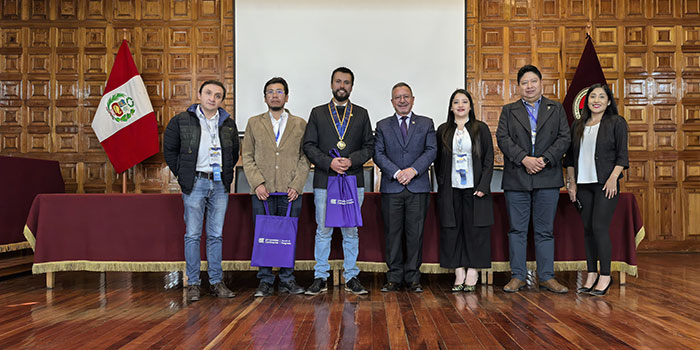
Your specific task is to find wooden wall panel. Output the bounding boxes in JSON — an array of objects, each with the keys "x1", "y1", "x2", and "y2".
[
  {"x1": 0, "y1": 0, "x2": 229, "y2": 194},
  {"x1": 469, "y1": 0, "x2": 700, "y2": 251},
  {"x1": 2, "y1": 0, "x2": 698, "y2": 251}
]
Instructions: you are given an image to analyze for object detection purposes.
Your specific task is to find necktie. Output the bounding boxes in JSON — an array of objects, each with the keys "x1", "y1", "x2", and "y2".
[{"x1": 400, "y1": 116, "x2": 408, "y2": 142}]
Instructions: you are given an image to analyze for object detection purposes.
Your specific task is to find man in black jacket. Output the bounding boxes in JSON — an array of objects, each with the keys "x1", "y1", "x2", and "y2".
[
  {"x1": 496, "y1": 65, "x2": 571, "y2": 294},
  {"x1": 303, "y1": 67, "x2": 374, "y2": 295},
  {"x1": 164, "y1": 80, "x2": 239, "y2": 302}
]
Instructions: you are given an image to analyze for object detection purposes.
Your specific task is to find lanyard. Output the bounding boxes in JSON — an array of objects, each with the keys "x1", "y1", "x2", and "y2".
[{"x1": 524, "y1": 101, "x2": 539, "y2": 129}]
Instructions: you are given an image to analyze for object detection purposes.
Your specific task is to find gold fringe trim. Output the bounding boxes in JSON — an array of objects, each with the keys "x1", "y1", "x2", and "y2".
[
  {"x1": 0, "y1": 241, "x2": 31, "y2": 253},
  {"x1": 636, "y1": 226, "x2": 646, "y2": 248},
  {"x1": 31, "y1": 260, "x2": 637, "y2": 277},
  {"x1": 23, "y1": 225, "x2": 36, "y2": 252}
]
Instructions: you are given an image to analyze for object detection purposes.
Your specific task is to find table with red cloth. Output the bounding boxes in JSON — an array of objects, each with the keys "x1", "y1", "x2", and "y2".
[
  {"x1": 1, "y1": 155, "x2": 63, "y2": 253},
  {"x1": 24, "y1": 192, "x2": 644, "y2": 287}
]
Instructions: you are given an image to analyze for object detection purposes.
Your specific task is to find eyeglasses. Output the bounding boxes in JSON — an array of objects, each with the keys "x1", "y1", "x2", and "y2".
[{"x1": 265, "y1": 89, "x2": 285, "y2": 96}]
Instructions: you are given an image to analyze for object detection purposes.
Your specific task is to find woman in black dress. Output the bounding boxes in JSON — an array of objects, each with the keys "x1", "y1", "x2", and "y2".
[
  {"x1": 564, "y1": 83, "x2": 628, "y2": 296},
  {"x1": 435, "y1": 89, "x2": 494, "y2": 292}
]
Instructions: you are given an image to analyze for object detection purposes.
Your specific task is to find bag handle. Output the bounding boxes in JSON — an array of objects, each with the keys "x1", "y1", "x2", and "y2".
[
  {"x1": 328, "y1": 148, "x2": 346, "y2": 177},
  {"x1": 264, "y1": 192, "x2": 293, "y2": 217}
]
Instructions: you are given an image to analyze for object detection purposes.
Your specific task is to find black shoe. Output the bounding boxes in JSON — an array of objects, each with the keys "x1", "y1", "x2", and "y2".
[
  {"x1": 304, "y1": 278, "x2": 327, "y2": 295},
  {"x1": 254, "y1": 282, "x2": 274, "y2": 297},
  {"x1": 345, "y1": 277, "x2": 368, "y2": 295},
  {"x1": 407, "y1": 282, "x2": 423, "y2": 293},
  {"x1": 279, "y1": 280, "x2": 305, "y2": 294},
  {"x1": 210, "y1": 282, "x2": 235, "y2": 298},
  {"x1": 187, "y1": 285, "x2": 200, "y2": 302},
  {"x1": 577, "y1": 275, "x2": 599, "y2": 294},
  {"x1": 588, "y1": 277, "x2": 613, "y2": 296},
  {"x1": 381, "y1": 282, "x2": 401, "y2": 292}
]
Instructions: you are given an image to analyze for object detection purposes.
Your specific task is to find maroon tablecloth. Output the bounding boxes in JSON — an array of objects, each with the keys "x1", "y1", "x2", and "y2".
[
  {"x1": 1, "y1": 156, "x2": 63, "y2": 252},
  {"x1": 25, "y1": 192, "x2": 643, "y2": 275}
]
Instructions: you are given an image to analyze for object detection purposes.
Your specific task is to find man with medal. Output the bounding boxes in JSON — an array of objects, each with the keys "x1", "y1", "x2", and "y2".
[
  {"x1": 164, "y1": 80, "x2": 239, "y2": 302},
  {"x1": 496, "y1": 65, "x2": 571, "y2": 294},
  {"x1": 373, "y1": 82, "x2": 437, "y2": 293},
  {"x1": 242, "y1": 77, "x2": 310, "y2": 297},
  {"x1": 303, "y1": 67, "x2": 374, "y2": 295}
]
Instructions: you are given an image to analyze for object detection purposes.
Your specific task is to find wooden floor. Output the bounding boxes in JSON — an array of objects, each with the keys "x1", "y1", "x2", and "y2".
[{"x1": 0, "y1": 253, "x2": 699, "y2": 350}]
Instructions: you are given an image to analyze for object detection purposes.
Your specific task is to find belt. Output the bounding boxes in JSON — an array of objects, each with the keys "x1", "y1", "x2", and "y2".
[{"x1": 195, "y1": 171, "x2": 214, "y2": 180}]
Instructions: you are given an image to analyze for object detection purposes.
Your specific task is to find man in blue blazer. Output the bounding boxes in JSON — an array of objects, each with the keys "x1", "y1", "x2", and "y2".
[{"x1": 374, "y1": 82, "x2": 437, "y2": 293}]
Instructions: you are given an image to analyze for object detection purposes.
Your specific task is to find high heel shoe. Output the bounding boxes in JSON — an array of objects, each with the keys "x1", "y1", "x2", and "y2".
[
  {"x1": 577, "y1": 274, "x2": 599, "y2": 294},
  {"x1": 451, "y1": 284, "x2": 465, "y2": 292},
  {"x1": 588, "y1": 277, "x2": 612, "y2": 296},
  {"x1": 463, "y1": 273, "x2": 478, "y2": 293}
]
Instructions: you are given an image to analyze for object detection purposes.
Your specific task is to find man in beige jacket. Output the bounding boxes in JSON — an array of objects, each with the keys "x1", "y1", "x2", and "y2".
[{"x1": 242, "y1": 77, "x2": 310, "y2": 297}]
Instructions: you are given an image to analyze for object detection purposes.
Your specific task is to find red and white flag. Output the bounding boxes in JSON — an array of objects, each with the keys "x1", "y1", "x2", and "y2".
[{"x1": 91, "y1": 40, "x2": 158, "y2": 173}]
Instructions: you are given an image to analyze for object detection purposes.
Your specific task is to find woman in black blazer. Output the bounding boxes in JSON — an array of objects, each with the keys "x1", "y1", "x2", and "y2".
[
  {"x1": 435, "y1": 89, "x2": 494, "y2": 292},
  {"x1": 564, "y1": 84, "x2": 629, "y2": 296}
]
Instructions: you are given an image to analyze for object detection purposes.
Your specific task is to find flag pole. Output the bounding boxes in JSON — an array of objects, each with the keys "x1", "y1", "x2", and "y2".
[{"x1": 122, "y1": 29, "x2": 127, "y2": 194}]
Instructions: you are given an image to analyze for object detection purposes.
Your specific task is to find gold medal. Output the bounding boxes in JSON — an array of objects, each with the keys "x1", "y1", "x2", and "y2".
[{"x1": 337, "y1": 140, "x2": 346, "y2": 150}]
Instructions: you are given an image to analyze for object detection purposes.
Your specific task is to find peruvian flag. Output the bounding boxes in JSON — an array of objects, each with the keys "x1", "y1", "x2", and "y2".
[{"x1": 91, "y1": 40, "x2": 159, "y2": 173}]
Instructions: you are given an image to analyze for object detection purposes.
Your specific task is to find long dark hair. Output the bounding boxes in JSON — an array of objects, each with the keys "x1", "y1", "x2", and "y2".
[
  {"x1": 442, "y1": 89, "x2": 481, "y2": 158},
  {"x1": 574, "y1": 83, "x2": 618, "y2": 144}
]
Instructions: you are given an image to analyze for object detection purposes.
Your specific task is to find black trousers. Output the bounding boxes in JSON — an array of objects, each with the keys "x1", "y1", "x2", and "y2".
[
  {"x1": 381, "y1": 189, "x2": 429, "y2": 284},
  {"x1": 577, "y1": 183, "x2": 619, "y2": 275},
  {"x1": 439, "y1": 188, "x2": 491, "y2": 269}
]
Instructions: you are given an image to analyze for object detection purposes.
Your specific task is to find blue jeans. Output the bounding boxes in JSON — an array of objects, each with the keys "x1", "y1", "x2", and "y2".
[
  {"x1": 313, "y1": 187, "x2": 364, "y2": 281},
  {"x1": 251, "y1": 193, "x2": 302, "y2": 285},
  {"x1": 504, "y1": 188, "x2": 559, "y2": 282},
  {"x1": 182, "y1": 177, "x2": 229, "y2": 286}
]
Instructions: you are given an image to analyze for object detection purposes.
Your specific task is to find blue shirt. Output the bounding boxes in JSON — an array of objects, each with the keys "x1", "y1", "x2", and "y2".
[{"x1": 522, "y1": 97, "x2": 542, "y2": 155}]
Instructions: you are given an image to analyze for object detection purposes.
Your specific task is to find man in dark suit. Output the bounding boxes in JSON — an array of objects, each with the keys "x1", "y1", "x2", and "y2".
[
  {"x1": 303, "y1": 67, "x2": 374, "y2": 295},
  {"x1": 374, "y1": 82, "x2": 437, "y2": 293},
  {"x1": 496, "y1": 65, "x2": 571, "y2": 294}
]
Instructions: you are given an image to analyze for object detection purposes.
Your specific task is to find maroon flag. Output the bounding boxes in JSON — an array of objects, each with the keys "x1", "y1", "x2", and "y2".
[{"x1": 562, "y1": 34, "x2": 607, "y2": 125}]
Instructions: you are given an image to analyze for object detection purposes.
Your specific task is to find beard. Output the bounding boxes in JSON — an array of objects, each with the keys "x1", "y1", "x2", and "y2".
[
  {"x1": 333, "y1": 89, "x2": 349, "y2": 102},
  {"x1": 269, "y1": 106, "x2": 283, "y2": 112}
]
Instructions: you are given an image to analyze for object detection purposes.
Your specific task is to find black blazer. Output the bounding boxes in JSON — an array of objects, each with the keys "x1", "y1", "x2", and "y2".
[
  {"x1": 563, "y1": 114, "x2": 629, "y2": 183},
  {"x1": 303, "y1": 102, "x2": 374, "y2": 188},
  {"x1": 496, "y1": 96, "x2": 570, "y2": 190},
  {"x1": 435, "y1": 120, "x2": 494, "y2": 227}
]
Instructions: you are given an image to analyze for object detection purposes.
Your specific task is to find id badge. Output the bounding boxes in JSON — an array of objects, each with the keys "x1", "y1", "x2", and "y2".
[
  {"x1": 455, "y1": 154, "x2": 469, "y2": 173},
  {"x1": 210, "y1": 146, "x2": 222, "y2": 182},
  {"x1": 212, "y1": 164, "x2": 222, "y2": 182}
]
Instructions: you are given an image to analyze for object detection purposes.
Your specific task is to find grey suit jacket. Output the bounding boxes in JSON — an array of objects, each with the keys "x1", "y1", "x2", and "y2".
[
  {"x1": 496, "y1": 96, "x2": 570, "y2": 191},
  {"x1": 374, "y1": 113, "x2": 437, "y2": 194}
]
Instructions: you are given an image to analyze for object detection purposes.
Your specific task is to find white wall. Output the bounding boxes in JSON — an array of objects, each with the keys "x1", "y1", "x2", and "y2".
[{"x1": 235, "y1": 0, "x2": 465, "y2": 130}]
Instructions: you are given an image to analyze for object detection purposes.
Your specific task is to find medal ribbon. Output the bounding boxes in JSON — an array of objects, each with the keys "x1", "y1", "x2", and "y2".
[{"x1": 328, "y1": 101, "x2": 352, "y2": 142}]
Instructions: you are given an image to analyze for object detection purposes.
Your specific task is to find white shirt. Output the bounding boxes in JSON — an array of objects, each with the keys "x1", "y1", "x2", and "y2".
[
  {"x1": 269, "y1": 110, "x2": 288, "y2": 147},
  {"x1": 451, "y1": 126, "x2": 474, "y2": 188},
  {"x1": 195, "y1": 105, "x2": 221, "y2": 173},
  {"x1": 577, "y1": 123, "x2": 600, "y2": 184}
]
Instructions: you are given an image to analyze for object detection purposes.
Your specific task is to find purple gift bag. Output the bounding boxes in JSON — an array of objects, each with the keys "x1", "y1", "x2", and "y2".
[
  {"x1": 251, "y1": 193, "x2": 298, "y2": 268},
  {"x1": 325, "y1": 149, "x2": 363, "y2": 228}
]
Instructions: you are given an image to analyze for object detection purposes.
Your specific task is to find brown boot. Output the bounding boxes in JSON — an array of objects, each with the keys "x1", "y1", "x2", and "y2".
[
  {"x1": 210, "y1": 282, "x2": 235, "y2": 298},
  {"x1": 539, "y1": 278, "x2": 569, "y2": 294},
  {"x1": 503, "y1": 278, "x2": 526, "y2": 293},
  {"x1": 187, "y1": 285, "x2": 200, "y2": 302}
]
